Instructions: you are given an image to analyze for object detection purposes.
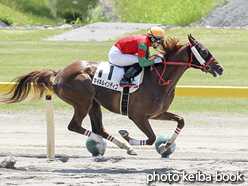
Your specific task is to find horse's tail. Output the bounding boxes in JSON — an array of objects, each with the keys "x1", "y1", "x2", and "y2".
[{"x1": 1, "y1": 69, "x2": 59, "y2": 103}]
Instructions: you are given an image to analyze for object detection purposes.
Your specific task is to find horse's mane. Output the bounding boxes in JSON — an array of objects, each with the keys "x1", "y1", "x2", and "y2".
[{"x1": 159, "y1": 37, "x2": 184, "y2": 59}]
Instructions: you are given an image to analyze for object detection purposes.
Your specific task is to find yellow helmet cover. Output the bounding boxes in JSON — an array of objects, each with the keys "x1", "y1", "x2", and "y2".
[{"x1": 147, "y1": 27, "x2": 165, "y2": 39}]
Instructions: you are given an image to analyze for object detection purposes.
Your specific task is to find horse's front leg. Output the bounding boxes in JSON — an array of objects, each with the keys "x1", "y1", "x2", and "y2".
[
  {"x1": 119, "y1": 115, "x2": 156, "y2": 146},
  {"x1": 152, "y1": 111, "x2": 184, "y2": 154}
]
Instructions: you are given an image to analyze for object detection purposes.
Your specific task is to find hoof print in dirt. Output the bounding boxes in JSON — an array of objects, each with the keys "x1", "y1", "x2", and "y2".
[{"x1": 0, "y1": 157, "x2": 16, "y2": 169}]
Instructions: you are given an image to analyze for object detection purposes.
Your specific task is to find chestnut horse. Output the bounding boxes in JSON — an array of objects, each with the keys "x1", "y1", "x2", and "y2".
[{"x1": 2, "y1": 35, "x2": 224, "y2": 156}]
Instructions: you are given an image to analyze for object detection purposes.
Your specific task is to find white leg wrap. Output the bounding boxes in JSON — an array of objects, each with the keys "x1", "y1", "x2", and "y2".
[
  {"x1": 129, "y1": 139, "x2": 146, "y2": 145},
  {"x1": 107, "y1": 134, "x2": 137, "y2": 155},
  {"x1": 84, "y1": 130, "x2": 107, "y2": 156},
  {"x1": 167, "y1": 127, "x2": 181, "y2": 144},
  {"x1": 84, "y1": 130, "x2": 103, "y2": 144},
  {"x1": 107, "y1": 134, "x2": 115, "y2": 142},
  {"x1": 107, "y1": 134, "x2": 130, "y2": 150}
]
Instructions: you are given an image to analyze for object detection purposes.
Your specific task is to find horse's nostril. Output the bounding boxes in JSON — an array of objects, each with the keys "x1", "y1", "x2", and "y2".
[{"x1": 219, "y1": 66, "x2": 224, "y2": 72}]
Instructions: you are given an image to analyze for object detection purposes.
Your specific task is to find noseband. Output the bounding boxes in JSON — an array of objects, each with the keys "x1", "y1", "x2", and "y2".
[{"x1": 153, "y1": 41, "x2": 216, "y2": 86}]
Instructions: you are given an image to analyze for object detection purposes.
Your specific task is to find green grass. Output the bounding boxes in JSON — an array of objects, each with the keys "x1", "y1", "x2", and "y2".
[
  {"x1": 0, "y1": 1, "x2": 58, "y2": 25},
  {"x1": 0, "y1": 28, "x2": 247, "y2": 114},
  {"x1": 0, "y1": 29, "x2": 71, "y2": 41},
  {"x1": 115, "y1": 0, "x2": 227, "y2": 26}
]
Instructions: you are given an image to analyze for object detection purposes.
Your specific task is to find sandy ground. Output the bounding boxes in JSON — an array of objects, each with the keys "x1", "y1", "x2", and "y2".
[{"x1": 0, "y1": 110, "x2": 247, "y2": 185}]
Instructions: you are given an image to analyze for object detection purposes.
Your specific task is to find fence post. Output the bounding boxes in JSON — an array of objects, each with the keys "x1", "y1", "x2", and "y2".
[{"x1": 45, "y1": 94, "x2": 55, "y2": 158}]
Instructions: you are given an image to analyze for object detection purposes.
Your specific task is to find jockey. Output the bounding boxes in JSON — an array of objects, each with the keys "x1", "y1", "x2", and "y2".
[{"x1": 108, "y1": 26, "x2": 165, "y2": 88}]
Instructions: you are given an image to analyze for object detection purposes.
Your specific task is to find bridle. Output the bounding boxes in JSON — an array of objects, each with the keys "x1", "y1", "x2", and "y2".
[
  {"x1": 153, "y1": 41, "x2": 215, "y2": 86},
  {"x1": 188, "y1": 41, "x2": 215, "y2": 72}
]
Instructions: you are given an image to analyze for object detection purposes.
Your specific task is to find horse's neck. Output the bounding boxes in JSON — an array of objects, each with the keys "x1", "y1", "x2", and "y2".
[
  {"x1": 158, "y1": 44, "x2": 189, "y2": 87},
  {"x1": 144, "y1": 45, "x2": 189, "y2": 111}
]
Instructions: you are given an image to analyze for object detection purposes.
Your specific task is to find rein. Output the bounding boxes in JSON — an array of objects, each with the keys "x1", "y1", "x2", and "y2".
[{"x1": 153, "y1": 41, "x2": 215, "y2": 86}]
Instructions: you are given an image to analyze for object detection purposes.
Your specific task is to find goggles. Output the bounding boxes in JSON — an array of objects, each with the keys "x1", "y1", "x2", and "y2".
[{"x1": 154, "y1": 38, "x2": 162, "y2": 44}]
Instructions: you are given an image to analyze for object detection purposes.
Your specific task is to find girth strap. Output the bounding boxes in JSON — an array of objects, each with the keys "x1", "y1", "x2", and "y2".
[{"x1": 120, "y1": 87, "x2": 130, "y2": 115}]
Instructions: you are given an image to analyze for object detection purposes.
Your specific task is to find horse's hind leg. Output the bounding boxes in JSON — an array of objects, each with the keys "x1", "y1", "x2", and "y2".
[
  {"x1": 88, "y1": 99, "x2": 108, "y2": 138},
  {"x1": 88, "y1": 99, "x2": 137, "y2": 155},
  {"x1": 67, "y1": 103, "x2": 108, "y2": 156},
  {"x1": 54, "y1": 66, "x2": 109, "y2": 155},
  {"x1": 61, "y1": 89, "x2": 107, "y2": 155}
]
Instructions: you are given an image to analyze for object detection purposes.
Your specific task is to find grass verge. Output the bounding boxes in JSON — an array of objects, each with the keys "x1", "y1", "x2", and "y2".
[
  {"x1": 0, "y1": 1, "x2": 58, "y2": 25},
  {"x1": 115, "y1": 0, "x2": 227, "y2": 25}
]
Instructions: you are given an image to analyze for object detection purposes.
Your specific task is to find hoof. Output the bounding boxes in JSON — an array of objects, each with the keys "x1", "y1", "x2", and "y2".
[
  {"x1": 158, "y1": 143, "x2": 166, "y2": 154},
  {"x1": 118, "y1": 130, "x2": 129, "y2": 137},
  {"x1": 127, "y1": 148, "x2": 137, "y2": 155},
  {"x1": 96, "y1": 141, "x2": 107, "y2": 156}
]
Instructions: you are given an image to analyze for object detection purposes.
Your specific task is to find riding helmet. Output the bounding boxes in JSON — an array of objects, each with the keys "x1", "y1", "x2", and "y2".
[{"x1": 147, "y1": 27, "x2": 165, "y2": 39}]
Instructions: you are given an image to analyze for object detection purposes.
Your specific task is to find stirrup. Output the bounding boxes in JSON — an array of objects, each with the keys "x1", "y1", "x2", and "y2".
[
  {"x1": 120, "y1": 75, "x2": 138, "y2": 88},
  {"x1": 120, "y1": 84, "x2": 138, "y2": 88}
]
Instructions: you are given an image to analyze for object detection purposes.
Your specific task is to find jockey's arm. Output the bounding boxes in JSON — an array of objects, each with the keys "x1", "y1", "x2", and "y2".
[{"x1": 138, "y1": 43, "x2": 156, "y2": 67}]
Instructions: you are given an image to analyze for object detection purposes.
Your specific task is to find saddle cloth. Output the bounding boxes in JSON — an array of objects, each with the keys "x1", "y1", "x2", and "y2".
[{"x1": 92, "y1": 62, "x2": 143, "y2": 93}]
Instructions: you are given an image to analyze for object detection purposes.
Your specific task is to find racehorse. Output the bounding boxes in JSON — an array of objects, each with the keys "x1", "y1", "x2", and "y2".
[{"x1": 1, "y1": 34, "x2": 224, "y2": 156}]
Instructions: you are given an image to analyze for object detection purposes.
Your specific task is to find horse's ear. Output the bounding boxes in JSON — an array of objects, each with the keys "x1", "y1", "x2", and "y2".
[{"x1": 188, "y1": 34, "x2": 196, "y2": 45}]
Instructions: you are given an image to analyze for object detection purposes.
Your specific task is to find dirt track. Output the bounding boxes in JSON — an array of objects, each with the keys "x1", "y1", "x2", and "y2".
[{"x1": 0, "y1": 111, "x2": 247, "y2": 185}]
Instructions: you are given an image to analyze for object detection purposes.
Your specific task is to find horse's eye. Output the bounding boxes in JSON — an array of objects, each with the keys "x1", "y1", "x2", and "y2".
[{"x1": 200, "y1": 49, "x2": 208, "y2": 58}]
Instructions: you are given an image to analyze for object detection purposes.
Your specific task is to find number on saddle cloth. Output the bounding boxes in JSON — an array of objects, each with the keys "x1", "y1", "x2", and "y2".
[{"x1": 92, "y1": 62, "x2": 143, "y2": 93}]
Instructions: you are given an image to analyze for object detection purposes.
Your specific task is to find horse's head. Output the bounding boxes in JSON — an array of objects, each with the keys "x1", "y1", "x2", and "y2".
[{"x1": 188, "y1": 34, "x2": 224, "y2": 77}]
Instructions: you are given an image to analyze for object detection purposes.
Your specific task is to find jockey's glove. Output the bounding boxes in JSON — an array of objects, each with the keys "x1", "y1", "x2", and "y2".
[
  {"x1": 157, "y1": 54, "x2": 164, "y2": 58},
  {"x1": 154, "y1": 57, "x2": 163, "y2": 63}
]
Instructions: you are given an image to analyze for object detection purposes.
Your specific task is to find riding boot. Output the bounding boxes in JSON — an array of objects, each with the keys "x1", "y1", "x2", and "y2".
[{"x1": 120, "y1": 64, "x2": 141, "y2": 88}]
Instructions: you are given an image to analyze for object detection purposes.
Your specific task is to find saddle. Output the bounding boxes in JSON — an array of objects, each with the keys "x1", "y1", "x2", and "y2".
[
  {"x1": 92, "y1": 62, "x2": 144, "y2": 115},
  {"x1": 92, "y1": 62, "x2": 144, "y2": 93}
]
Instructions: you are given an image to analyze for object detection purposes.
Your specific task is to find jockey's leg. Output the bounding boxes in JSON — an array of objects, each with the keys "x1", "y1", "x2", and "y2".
[
  {"x1": 108, "y1": 46, "x2": 141, "y2": 88},
  {"x1": 120, "y1": 63, "x2": 141, "y2": 88}
]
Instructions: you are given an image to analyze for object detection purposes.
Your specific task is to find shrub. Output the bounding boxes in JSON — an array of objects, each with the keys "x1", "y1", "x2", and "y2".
[{"x1": 55, "y1": 0, "x2": 99, "y2": 24}]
